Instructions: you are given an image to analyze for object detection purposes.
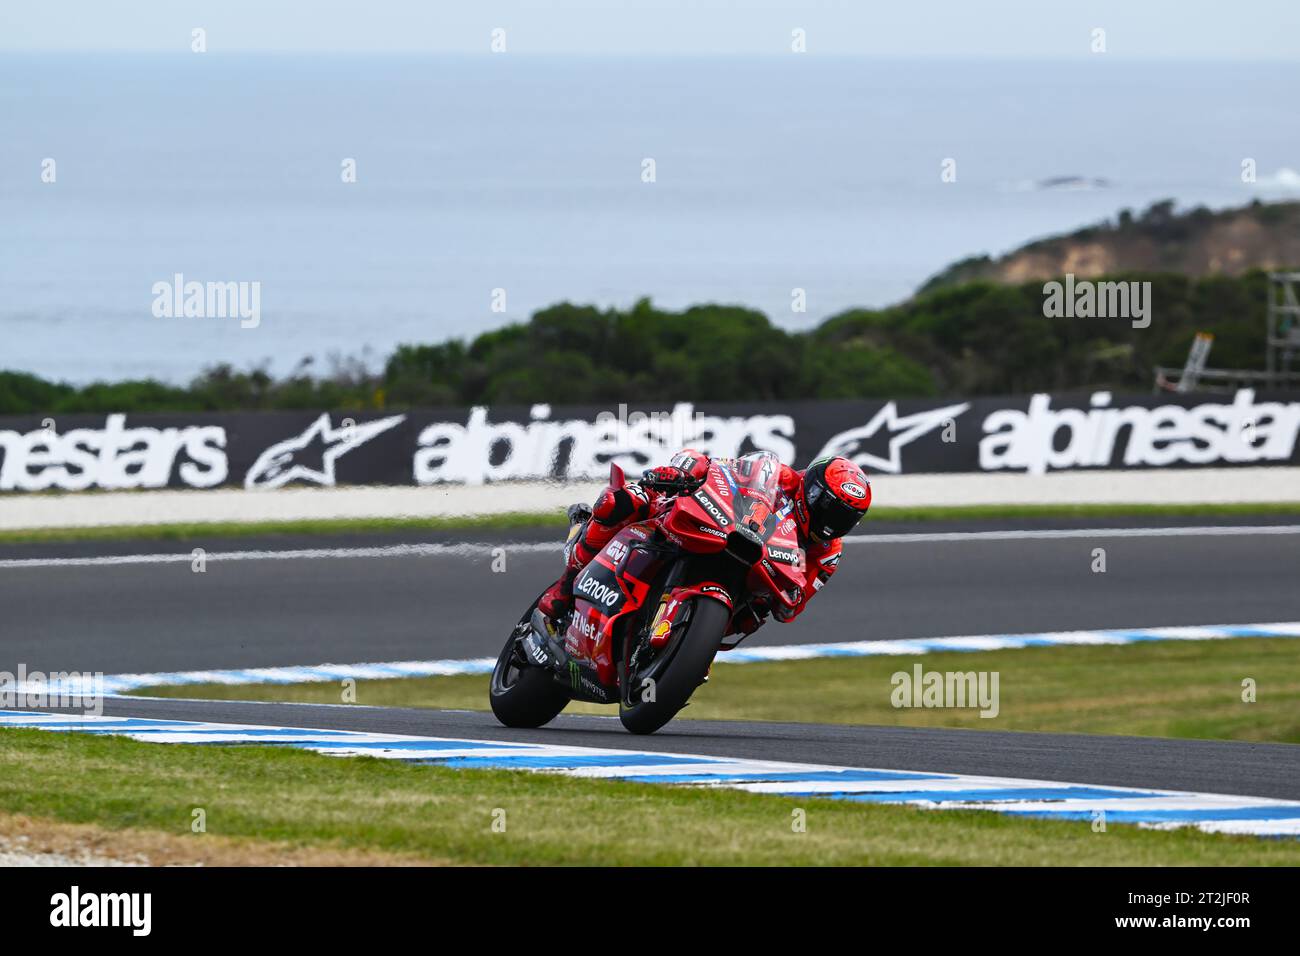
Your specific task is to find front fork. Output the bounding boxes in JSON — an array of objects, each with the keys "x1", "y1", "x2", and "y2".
[
  {"x1": 647, "y1": 581, "x2": 735, "y2": 649},
  {"x1": 623, "y1": 576, "x2": 735, "y2": 698}
]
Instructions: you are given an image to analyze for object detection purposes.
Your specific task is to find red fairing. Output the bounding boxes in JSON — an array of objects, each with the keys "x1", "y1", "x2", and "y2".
[
  {"x1": 660, "y1": 462, "x2": 737, "y2": 553},
  {"x1": 771, "y1": 536, "x2": 842, "y2": 622},
  {"x1": 560, "y1": 449, "x2": 847, "y2": 687},
  {"x1": 646, "y1": 582, "x2": 733, "y2": 649},
  {"x1": 746, "y1": 507, "x2": 807, "y2": 611},
  {"x1": 564, "y1": 522, "x2": 665, "y2": 687}
]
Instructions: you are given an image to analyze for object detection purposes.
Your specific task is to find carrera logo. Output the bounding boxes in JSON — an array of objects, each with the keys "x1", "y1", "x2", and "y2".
[
  {"x1": 575, "y1": 570, "x2": 622, "y2": 609},
  {"x1": 840, "y1": 480, "x2": 867, "y2": 499},
  {"x1": 692, "y1": 489, "x2": 731, "y2": 528},
  {"x1": 698, "y1": 524, "x2": 728, "y2": 539}
]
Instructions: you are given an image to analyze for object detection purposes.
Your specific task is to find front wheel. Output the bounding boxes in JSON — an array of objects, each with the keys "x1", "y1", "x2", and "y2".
[
  {"x1": 619, "y1": 597, "x2": 728, "y2": 735},
  {"x1": 489, "y1": 611, "x2": 570, "y2": 729}
]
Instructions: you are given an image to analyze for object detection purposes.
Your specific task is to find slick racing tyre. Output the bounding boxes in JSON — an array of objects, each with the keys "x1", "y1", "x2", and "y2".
[
  {"x1": 618, "y1": 596, "x2": 727, "y2": 735},
  {"x1": 489, "y1": 604, "x2": 570, "y2": 729}
]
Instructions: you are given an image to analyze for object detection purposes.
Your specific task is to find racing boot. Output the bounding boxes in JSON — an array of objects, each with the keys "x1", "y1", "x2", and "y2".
[{"x1": 536, "y1": 503, "x2": 595, "y2": 622}]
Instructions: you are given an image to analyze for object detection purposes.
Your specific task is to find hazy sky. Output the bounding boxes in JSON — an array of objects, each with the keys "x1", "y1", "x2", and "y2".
[{"x1": 3, "y1": 0, "x2": 1298, "y2": 57}]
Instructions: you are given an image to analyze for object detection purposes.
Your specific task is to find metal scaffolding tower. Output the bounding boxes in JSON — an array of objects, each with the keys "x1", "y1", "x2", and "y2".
[
  {"x1": 1267, "y1": 271, "x2": 1300, "y2": 381},
  {"x1": 1155, "y1": 272, "x2": 1300, "y2": 394}
]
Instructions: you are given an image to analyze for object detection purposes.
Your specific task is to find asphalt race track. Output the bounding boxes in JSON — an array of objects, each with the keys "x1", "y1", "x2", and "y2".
[
  {"x1": 2, "y1": 515, "x2": 1298, "y2": 675},
  {"x1": 51, "y1": 697, "x2": 1300, "y2": 802},
  {"x1": 6, "y1": 514, "x2": 1300, "y2": 802}
]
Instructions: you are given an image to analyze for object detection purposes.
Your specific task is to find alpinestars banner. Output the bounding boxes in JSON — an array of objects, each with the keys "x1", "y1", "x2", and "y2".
[{"x1": 0, "y1": 389, "x2": 1296, "y2": 492}]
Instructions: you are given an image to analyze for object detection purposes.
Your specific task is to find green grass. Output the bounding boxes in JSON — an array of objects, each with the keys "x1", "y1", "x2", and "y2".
[
  {"x1": 140, "y1": 638, "x2": 1300, "y2": 744},
  {"x1": 4, "y1": 500, "x2": 1298, "y2": 545},
  {"x1": 1, "y1": 726, "x2": 1294, "y2": 865}
]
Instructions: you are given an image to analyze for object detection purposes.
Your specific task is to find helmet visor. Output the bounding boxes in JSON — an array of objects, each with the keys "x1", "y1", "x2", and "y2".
[{"x1": 805, "y1": 480, "x2": 867, "y2": 540}]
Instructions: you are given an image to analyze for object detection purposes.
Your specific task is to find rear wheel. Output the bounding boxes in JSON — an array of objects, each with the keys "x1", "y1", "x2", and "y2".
[
  {"x1": 618, "y1": 597, "x2": 728, "y2": 735},
  {"x1": 489, "y1": 606, "x2": 570, "y2": 728}
]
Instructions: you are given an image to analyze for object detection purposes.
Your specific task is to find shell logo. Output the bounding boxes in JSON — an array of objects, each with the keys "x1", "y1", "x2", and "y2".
[{"x1": 650, "y1": 619, "x2": 673, "y2": 646}]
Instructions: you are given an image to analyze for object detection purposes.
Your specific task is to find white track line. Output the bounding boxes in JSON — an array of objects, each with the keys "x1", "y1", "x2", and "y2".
[
  {"x1": 0, "y1": 541, "x2": 552, "y2": 569},
  {"x1": 2, "y1": 524, "x2": 1298, "y2": 569},
  {"x1": 845, "y1": 524, "x2": 1300, "y2": 544}
]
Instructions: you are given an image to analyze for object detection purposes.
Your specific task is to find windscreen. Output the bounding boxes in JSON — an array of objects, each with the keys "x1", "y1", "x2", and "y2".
[{"x1": 724, "y1": 451, "x2": 782, "y2": 515}]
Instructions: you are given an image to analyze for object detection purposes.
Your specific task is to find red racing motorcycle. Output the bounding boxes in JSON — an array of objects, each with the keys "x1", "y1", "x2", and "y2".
[{"x1": 489, "y1": 450, "x2": 806, "y2": 734}]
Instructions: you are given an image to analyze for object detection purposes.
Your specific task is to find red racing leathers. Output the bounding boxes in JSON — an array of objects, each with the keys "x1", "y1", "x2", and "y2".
[{"x1": 538, "y1": 450, "x2": 843, "y2": 638}]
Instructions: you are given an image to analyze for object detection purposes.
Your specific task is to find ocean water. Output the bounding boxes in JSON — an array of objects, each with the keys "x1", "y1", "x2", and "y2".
[{"x1": 1, "y1": 54, "x2": 1297, "y2": 384}]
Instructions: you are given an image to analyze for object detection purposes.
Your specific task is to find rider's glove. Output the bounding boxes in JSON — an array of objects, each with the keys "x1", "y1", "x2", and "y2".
[
  {"x1": 667, "y1": 450, "x2": 710, "y2": 483},
  {"x1": 643, "y1": 465, "x2": 696, "y2": 491}
]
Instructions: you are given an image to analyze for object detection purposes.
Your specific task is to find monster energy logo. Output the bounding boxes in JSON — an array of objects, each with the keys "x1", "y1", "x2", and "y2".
[{"x1": 569, "y1": 661, "x2": 580, "y2": 691}]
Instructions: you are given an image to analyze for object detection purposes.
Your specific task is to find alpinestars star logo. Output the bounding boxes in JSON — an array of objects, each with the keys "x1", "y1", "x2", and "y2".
[
  {"x1": 245, "y1": 413, "x2": 406, "y2": 489},
  {"x1": 815, "y1": 401, "x2": 970, "y2": 474}
]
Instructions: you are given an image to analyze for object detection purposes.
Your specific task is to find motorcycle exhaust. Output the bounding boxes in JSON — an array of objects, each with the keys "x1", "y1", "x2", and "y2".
[{"x1": 521, "y1": 607, "x2": 563, "y2": 669}]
